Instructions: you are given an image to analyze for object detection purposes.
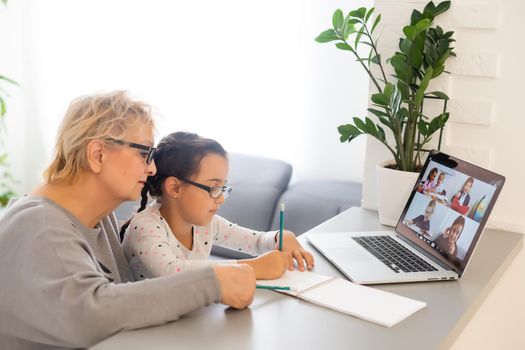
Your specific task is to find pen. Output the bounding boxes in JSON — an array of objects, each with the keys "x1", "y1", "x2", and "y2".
[
  {"x1": 256, "y1": 285, "x2": 291, "y2": 291},
  {"x1": 279, "y1": 203, "x2": 284, "y2": 251}
]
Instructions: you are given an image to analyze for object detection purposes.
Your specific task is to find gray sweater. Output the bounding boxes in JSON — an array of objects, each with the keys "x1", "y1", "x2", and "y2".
[{"x1": 0, "y1": 196, "x2": 222, "y2": 349}]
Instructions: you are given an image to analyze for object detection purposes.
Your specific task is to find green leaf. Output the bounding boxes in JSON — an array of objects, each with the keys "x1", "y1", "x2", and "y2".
[
  {"x1": 365, "y1": 117, "x2": 378, "y2": 135},
  {"x1": 399, "y1": 38, "x2": 412, "y2": 54},
  {"x1": 371, "y1": 93, "x2": 389, "y2": 107},
  {"x1": 410, "y1": 10, "x2": 424, "y2": 25},
  {"x1": 338, "y1": 124, "x2": 363, "y2": 142},
  {"x1": 354, "y1": 27, "x2": 364, "y2": 49},
  {"x1": 403, "y1": 25, "x2": 416, "y2": 41},
  {"x1": 383, "y1": 82, "x2": 395, "y2": 99},
  {"x1": 342, "y1": 14, "x2": 357, "y2": 39},
  {"x1": 315, "y1": 29, "x2": 339, "y2": 43},
  {"x1": 424, "y1": 1, "x2": 450, "y2": 20},
  {"x1": 353, "y1": 117, "x2": 367, "y2": 132},
  {"x1": 425, "y1": 91, "x2": 449, "y2": 99},
  {"x1": 414, "y1": 18, "x2": 431, "y2": 34},
  {"x1": 365, "y1": 7, "x2": 375, "y2": 23},
  {"x1": 335, "y1": 42, "x2": 354, "y2": 51},
  {"x1": 368, "y1": 108, "x2": 388, "y2": 117},
  {"x1": 332, "y1": 9, "x2": 344, "y2": 31},
  {"x1": 371, "y1": 14, "x2": 381, "y2": 33},
  {"x1": 418, "y1": 119, "x2": 429, "y2": 136},
  {"x1": 377, "y1": 125, "x2": 386, "y2": 141},
  {"x1": 349, "y1": 7, "x2": 367, "y2": 19}
]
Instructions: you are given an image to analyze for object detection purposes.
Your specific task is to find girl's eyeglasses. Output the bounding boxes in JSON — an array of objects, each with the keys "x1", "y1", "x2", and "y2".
[
  {"x1": 183, "y1": 179, "x2": 232, "y2": 199},
  {"x1": 105, "y1": 138, "x2": 156, "y2": 165}
]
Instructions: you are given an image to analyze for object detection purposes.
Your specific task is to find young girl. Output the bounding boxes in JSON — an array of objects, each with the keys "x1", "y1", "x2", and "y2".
[
  {"x1": 450, "y1": 177, "x2": 474, "y2": 214},
  {"x1": 419, "y1": 167, "x2": 438, "y2": 193},
  {"x1": 121, "y1": 132, "x2": 314, "y2": 281},
  {"x1": 406, "y1": 199, "x2": 436, "y2": 237},
  {"x1": 433, "y1": 215, "x2": 465, "y2": 256}
]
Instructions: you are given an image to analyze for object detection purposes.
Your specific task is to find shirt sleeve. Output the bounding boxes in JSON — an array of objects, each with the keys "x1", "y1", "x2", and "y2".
[
  {"x1": 211, "y1": 215, "x2": 277, "y2": 256},
  {"x1": 124, "y1": 213, "x2": 236, "y2": 279}
]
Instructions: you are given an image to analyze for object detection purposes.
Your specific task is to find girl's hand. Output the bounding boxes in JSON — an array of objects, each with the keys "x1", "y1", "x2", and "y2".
[
  {"x1": 274, "y1": 230, "x2": 315, "y2": 272},
  {"x1": 239, "y1": 250, "x2": 286, "y2": 280}
]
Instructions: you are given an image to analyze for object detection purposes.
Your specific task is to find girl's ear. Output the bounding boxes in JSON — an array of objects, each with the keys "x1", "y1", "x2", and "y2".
[
  {"x1": 86, "y1": 139, "x2": 106, "y2": 174},
  {"x1": 164, "y1": 176, "x2": 183, "y2": 198}
]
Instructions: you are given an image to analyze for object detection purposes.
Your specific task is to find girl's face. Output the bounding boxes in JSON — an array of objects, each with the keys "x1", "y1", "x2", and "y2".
[
  {"x1": 177, "y1": 153, "x2": 229, "y2": 227},
  {"x1": 449, "y1": 223, "x2": 463, "y2": 242},
  {"x1": 100, "y1": 122, "x2": 156, "y2": 203},
  {"x1": 463, "y1": 181, "x2": 472, "y2": 193},
  {"x1": 424, "y1": 206, "x2": 434, "y2": 220},
  {"x1": 429, "y1": 171, "x2": 437, "y2": 181}
]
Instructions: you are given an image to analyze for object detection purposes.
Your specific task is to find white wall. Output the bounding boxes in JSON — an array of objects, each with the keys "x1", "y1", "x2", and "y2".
[
  {"x1": 362, "y1": 0, "x2": 525, "y2": 234},
  {"x1": 2, "y1": 0, "x2": 373, "y2": 195}
]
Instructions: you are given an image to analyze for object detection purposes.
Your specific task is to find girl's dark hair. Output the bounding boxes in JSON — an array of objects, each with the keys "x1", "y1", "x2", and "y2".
[
  {"x1": 463, "y1": 176, "x2": 474, "y2": 188},
  {"x1": 119, "y1": 131, "x2": 227, "y2": 241},
  {"x1": 427, "y1": 167, "x2": 438, "y2": 180}
]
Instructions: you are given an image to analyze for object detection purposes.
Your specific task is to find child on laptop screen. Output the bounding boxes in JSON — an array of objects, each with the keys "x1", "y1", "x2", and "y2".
[
  {"x1": 418, "y1": 167, "x2": 438, "y2": 193},
  {"x1": 405, "y1": 199, "x2": 436, "y2": 237},
  {"x1": 450, "y1": 177, "x2": 474, "y2": 214},
  {"x1": 433, "y1": 215, "x2": 465, "y2": 258},
  {"x1": 121, "y1": 132, "x2": 314, "y2": 281}
]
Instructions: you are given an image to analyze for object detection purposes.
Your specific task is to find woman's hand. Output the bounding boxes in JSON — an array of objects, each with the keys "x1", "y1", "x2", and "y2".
[
  {"x1": 274, "y1": 230, "x2": 315, "y2": 271},
  {"x1": 239, "y1": 250, "x2": 286, "y2": 280}
]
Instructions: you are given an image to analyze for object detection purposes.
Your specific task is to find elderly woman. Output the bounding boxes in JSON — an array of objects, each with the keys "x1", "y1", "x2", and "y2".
[{"x1": 0, "y1": 91, "x2": 255, "y2": 349}]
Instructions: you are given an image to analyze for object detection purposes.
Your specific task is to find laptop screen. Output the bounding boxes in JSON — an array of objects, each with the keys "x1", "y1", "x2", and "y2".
[{"x1": 395, "y1": 151, "x2": 505, "y2": 275}]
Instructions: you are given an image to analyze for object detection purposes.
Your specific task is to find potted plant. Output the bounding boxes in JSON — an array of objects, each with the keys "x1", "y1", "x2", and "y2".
[
  {"x1": 0, "y1": 0, "x2": 18, "y2": 207},
  {"x1": 315, "y1": 0, "x2": 455, "y2": 225}
]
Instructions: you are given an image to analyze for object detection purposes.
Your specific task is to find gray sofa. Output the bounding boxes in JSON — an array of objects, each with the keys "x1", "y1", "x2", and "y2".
[
  {"x1": 114, "y1": 153, "x2": 362, "y2": 259},
  {"x1": 213, "y1": 153, "x2": 362, "y2": 258}
]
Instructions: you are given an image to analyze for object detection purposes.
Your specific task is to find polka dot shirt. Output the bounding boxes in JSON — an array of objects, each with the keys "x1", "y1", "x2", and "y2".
[{"x1": 122, "y1": 202, "x2": 277, "y2": 280}]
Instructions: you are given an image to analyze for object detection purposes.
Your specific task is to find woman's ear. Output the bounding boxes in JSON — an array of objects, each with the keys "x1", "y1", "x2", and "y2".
[
  {"x1": 164, "y1": 176, "x2": 183, "y2": 198},
  {"x1": 86, "y1": 139, "x2": 106, "y2": 174}
]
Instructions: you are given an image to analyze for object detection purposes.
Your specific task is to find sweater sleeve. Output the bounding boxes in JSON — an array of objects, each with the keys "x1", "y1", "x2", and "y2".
[
  {"x1": 212, "y1": 215, "x2": 277, "y2": 256},
  {"x1": 0, "y1": 213, "x2": 221, "y2": 349}
]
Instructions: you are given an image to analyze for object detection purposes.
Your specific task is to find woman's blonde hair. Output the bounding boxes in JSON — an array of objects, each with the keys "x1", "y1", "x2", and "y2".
[{"x1": 44, "y1": 90, "x2": 155, "y2": 184}]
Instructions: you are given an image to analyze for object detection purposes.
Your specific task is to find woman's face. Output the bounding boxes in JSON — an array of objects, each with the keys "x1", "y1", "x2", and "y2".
[
  {"x1": 429, "y1": 170, "x2": 437, "y2": 181},
  {"x1": 100, "y1": 122, "x2": 156, "y2": 203},
  {"x1": 177, "y1": 153, "x2": 229, "y2": 227}
]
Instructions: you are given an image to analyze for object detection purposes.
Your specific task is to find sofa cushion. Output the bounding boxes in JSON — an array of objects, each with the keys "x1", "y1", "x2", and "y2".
[{"x1": 217, "y1": 153, "x2": 292, "y2": 231}]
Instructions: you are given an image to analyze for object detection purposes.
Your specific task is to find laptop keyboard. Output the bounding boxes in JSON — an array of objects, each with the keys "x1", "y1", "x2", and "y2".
[{"x1": 352, "y1": 235, "x2": 438, "y2": 273}]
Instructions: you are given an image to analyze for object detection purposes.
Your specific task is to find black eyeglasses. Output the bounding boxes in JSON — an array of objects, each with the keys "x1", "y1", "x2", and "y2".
[
  {"x1": 105, "y1": 138, "x2": 156, "y2": 165},
  {"x1": 183, "y1": 179, "x2": 232, "y2": 199}
]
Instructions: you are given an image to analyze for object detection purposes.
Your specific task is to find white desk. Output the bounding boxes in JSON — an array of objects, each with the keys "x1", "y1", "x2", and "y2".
[{"x1": 91, "y1": 208, "x2": 523, "y2": 350}]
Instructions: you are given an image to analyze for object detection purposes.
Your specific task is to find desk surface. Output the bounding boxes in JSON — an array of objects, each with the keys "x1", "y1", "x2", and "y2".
[{"x1": 91, "y1": 208, "x2": 523, "y2": 350}]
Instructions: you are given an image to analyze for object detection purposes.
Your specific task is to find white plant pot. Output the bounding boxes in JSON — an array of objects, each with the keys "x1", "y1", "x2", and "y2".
[{"x1": 376, "y1": 160, "x2": 420, "y2": 227}]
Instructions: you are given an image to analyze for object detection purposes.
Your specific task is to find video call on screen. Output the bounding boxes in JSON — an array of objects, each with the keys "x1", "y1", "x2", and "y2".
[{"x1": 402, "y1": 160, "x2": 496, "y2": 264}]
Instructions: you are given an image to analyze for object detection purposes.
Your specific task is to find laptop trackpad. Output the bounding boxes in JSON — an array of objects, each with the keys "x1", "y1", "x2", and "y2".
[{"x1": 323, "y1": 247, "x2": 372, "y2": 263}]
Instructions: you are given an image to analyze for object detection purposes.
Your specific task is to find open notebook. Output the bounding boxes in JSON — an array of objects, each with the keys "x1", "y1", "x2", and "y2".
[{"x1": 257, "y1": 270, "x2": 426, "y2": 327}]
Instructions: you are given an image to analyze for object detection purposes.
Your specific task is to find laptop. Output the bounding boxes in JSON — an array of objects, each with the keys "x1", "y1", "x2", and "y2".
[{"x1": 305, "y1": 150, "x2": 505, "y2": 284}]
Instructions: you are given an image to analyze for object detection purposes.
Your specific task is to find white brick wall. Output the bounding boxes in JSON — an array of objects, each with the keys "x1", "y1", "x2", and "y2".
[{"x1": 363, "y1": 0, "x2": 525, "y2": 234}]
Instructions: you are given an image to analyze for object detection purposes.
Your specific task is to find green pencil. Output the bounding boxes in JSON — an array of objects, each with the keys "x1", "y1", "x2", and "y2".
[
  {"x1": 256, "y1": 285, "x2": 291, "y2": 291},
  {"x1": 279, "y1": 203, "x2": 284, "y2": 251}
]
